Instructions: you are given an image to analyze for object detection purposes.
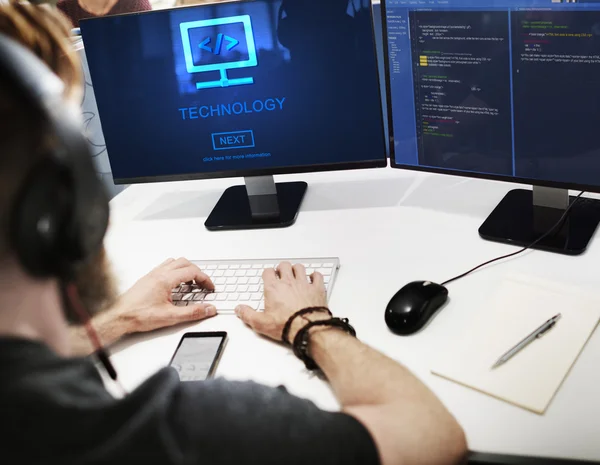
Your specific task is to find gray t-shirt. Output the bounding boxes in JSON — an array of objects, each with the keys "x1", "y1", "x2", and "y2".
[{"x1": 0, "y1": 338, "x2": 380, "y2": 465}]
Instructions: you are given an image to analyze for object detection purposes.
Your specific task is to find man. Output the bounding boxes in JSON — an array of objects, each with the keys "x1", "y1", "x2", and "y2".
[{"x1": 0, "y1": 2, "x2": 467, "y2": 464}]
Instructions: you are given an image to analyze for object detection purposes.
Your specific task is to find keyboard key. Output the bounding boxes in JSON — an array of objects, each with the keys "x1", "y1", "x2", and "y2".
[
  {"x1": 172, "y1": 293, "x2": 183, "y2": 301},
  {"x1": 310, "y1": 263, "x2": 322, "y2": 268},
  {"x1": 218, "y1": 265, "x2": 229, "y2": 270},
  {"x1": 226, "y1": 277, "x2": 237, "y2": 285},
  {"x1": 323, "y1": 263, "x2": 334, "y2": 268},
  {"x1": 225, "y1": 285, "x2": 236, "y2": 293},
  {"x1": 306, "y1": 268, "x2": 314, "y2": 275},
  {"x1": 182, "y1": 293, "x2": 195, "y2": 301},
  {"x1": 213, "y1": 270, "x2": 224, "y2": 277},
  {"x1": 240, "y1": 293, "x2": 250, "y2": 301},
  {"x1": 251, "y1": 293, "x2": 262, "y2": 301},
  {"x1": 319, "y1": 268, "x2": 332, "y2": 276},
  {"x1": 241, "y1": 264, "x2": 252, "y2": 269},
  {"x1": 215, "y1": 277, "x2": 226, "y2": 285},
  {"x1": 230, "y1": 264, "x2": 240, "y2": 270},
  {"x1": 238, "y1": 277, "x2": 249, "y2": 285},
  {"x1": 237, "y1": 285, "x2": 249, "y2": 293},
  {"x1": 249, "y1": 277, "x2": 260, "y2": 284},
  {"x1": 249, "y1": 285, "x2": 260, "y2": 293},
  {"x1": 193, "y1": 293, "x2": 206, "y2": 301},
  {"x1": 205, "y1": 293, "x2": 217, "y2": 301},
  {"x1": 180, "y1": 285, "x2": 192, "y2": 293},
  {"x1": 224, "y1": 270, "x2": 235, "y2": 277},
  {"x1": 247, "y1": 270, "x2": 258, "y2": 277},
  {"x1": 206, "y1": 265, "x2": 217, "y2": 270},
  {"x1": 175, "y1": 301, "x2": 188, "y2": 307},
  {"x1": 235, "y1": 270, "x2": 246, "y2": 277},
  {"x1": 172, "y1": 286, "x2": 181, "y2": 293},
  {"x1": 228, "y1": 293, "x2": 240, "y2": 301},
  {"x1": 324, "y1": 276, "x2": 331, "y2": 284},
  {"x1": 216, "y1": 294, "x2": 227, "y2": 301},
  {"x1": 252, "y1": 264, "x2": 263, "y2": 269}
]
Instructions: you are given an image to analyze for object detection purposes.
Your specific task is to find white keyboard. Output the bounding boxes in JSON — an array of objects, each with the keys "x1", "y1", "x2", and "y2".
[{"x1": 171, "y1": 258, "x2": 340, "y2": 315}]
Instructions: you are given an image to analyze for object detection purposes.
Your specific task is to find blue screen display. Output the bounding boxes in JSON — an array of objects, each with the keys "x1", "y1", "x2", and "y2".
[
  {"x1": 385, "y1": 0, "x2": 600, "y2": 187},
  {"x1": 80, "y1": 0, "x2": 386, "y2": 183}
]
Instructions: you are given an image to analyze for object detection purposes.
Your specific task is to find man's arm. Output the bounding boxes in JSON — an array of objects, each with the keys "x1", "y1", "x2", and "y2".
[
  {"x1": 237, "y1": 262, "x2": 467, "y2": 465},
  {"x1": 309, "y1": 328, "x2": 466, "y2": 465},
  {"x1": 70, "y1": 258, "x2": 217, "y2": 356},
  {"x1": 69, "y1": 306, "x2": 131, "y2": 355}
]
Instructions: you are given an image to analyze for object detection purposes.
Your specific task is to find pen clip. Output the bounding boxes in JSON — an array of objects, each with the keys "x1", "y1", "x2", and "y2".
[{"x1": 536, "y1": 322, "x2": 556, "y2": 339}]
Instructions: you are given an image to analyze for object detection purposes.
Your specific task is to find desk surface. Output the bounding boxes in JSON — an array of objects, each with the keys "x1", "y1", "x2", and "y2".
[{"x1": 105, "y1": 168, "x2": 600, "y2": 463}]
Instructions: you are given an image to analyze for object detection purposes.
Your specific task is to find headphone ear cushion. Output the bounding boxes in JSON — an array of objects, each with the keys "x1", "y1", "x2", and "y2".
[{"x1": 10, "y1": 158, "x2": 74, "y2": 278}]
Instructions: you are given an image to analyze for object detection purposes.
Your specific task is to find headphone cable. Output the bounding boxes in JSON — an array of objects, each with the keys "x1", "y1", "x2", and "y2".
[
  {"x1": 441, "y1": 191, "x2": 585, "y2": 287},
  {"x1": 64, "y1": 282, "x2": 127, "y2": 395}
]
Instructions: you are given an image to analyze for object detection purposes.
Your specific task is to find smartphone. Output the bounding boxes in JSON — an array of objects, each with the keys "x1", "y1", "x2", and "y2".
[{"x1": 169, "y1": 332, "x2": 227, "y2": 382}]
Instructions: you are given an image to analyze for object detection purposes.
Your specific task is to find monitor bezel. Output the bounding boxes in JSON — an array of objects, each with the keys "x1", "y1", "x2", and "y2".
[
  {"x1": 80, "y1": 0, "x2": 389, "y2": 186},
  {"x1": 381, "y1": 0, "x2": 600, "y2": 195}
]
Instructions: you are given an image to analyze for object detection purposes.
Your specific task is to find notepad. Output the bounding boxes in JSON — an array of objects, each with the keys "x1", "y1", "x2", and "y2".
[{"x1": 431, "y1": 275, "x2": 600, "y2": 414}]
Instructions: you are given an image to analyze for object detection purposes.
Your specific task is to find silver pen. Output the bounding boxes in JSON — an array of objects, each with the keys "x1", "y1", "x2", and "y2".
[{"x1": 492, "y1": 313, "x2": 562, "y2": 369}]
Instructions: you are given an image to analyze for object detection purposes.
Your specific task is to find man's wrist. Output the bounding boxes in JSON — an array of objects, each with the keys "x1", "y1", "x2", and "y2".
[
  {"x1": 287, "y1": 312, "x2": 331, "y2": 343},
  {"x1": 305, "y1": 325, "x2": 352, "y2": 361},
  {"x1": 93, "y1": 304, "x2": 134, "y2": 344},
  {"x1": 69, "y1": 304, "x2": 131, "y2": 356}
]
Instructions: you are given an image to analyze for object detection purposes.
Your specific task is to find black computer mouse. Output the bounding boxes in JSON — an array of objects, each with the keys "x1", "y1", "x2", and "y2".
[{"x1": 385, "y1": 281, "x2": 449, "y2": 335}]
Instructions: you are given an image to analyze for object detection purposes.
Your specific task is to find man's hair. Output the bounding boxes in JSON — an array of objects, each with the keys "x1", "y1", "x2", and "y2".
[{"x1": 0, "y1": 0, "x2": 81, "y2": 261}]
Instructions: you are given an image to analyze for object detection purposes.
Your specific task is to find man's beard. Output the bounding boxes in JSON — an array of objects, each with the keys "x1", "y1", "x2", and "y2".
[{"x1": 66, "y1": 246, "x2": 118, "y2": 324}]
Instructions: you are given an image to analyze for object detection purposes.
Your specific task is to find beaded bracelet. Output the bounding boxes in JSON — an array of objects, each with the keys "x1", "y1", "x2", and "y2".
[
  {"x1": 292, "y1": 318, "x2": 357, "y2": 371},
  {"x1": 281, "y1": 307, "x2": 332, "y2": 345}
]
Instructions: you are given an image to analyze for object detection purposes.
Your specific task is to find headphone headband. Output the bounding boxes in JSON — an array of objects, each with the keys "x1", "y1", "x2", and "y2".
[{"x1": 0, "y1": 32, "x2": 109, "y2": 278}]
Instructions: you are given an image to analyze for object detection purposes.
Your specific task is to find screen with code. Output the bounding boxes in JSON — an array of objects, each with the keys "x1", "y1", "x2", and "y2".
[{"x1": 385, "y1": 0, "x2": 600, "y2": 187}]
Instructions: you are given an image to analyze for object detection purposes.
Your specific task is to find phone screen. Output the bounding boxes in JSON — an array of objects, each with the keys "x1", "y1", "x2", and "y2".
[{"x1": 170, "y1": 333, "x2": 226, "y2": 382}]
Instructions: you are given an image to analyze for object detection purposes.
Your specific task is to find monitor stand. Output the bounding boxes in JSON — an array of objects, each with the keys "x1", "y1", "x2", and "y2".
[
  {"x1": 205, "y1": 176, "x2": 307, "y2": 231},
  {"x1": 479, "y1": 187, "x2": 600, "y2": 255}
]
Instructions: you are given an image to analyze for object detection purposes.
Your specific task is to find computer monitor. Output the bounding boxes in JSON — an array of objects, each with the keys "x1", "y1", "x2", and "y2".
[
  {"x1": 80, "y1": 0, "x2": 387, "y2": 231},
  {"x1": 382, "y1": 0, "x2": 600, "y2": 254}
]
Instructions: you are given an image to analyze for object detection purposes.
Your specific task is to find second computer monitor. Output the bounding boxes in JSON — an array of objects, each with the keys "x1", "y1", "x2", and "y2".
[
  {"x1": 383, "y1": 0, "x2": 600, "y2": 254},
  {"x1": 81, "y1": 0, "x2": 387, "y2": 230}
]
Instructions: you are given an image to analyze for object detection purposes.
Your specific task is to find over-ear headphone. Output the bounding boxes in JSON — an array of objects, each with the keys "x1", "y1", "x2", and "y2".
[{"x1": 0, "y1": 33, "x2": 109, "y2": 280}]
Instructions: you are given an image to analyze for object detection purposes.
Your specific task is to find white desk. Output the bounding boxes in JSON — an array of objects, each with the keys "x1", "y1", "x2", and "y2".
[{"x1": 105, "y1": 168, "x2": 600, "y2": 463}]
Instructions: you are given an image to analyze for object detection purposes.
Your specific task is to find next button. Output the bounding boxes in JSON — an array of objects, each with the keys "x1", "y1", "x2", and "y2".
[{"x1": 211, "y1": 130, "x2": 255, "y2": 151}]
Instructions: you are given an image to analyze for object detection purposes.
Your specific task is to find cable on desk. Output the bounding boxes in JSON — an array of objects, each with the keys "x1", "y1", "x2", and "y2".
[{"x1": 441, "y1": 191, "x2": 585, "y2": 287}]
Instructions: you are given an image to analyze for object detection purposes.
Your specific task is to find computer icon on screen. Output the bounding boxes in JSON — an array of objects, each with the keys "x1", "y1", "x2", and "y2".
[{"x1": 180, "y1": 15, "x2": 258, "y2": 90}]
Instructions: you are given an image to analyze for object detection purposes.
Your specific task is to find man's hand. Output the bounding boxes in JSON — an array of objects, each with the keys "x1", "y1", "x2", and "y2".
[
  {"x1": 70, "y1": 258, "x2": 216, "y2": 355},
  {"x1": 112, "y1": 257, "x2": 216, "y2": 333},
  {"x1": 235, "y1": 261, "x2": 329, "y2": 342}
]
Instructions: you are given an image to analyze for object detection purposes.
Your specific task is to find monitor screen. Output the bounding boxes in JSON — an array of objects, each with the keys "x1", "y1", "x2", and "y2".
[
  {"x1": 385, "y1": 0, "x2": 600, "y2": 189},
  {"x1": 80, "y1": 0, "x2": 386, "y2": 184}
]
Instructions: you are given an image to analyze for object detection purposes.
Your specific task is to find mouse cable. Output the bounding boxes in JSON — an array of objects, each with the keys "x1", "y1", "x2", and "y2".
[{"x1": 440, "y1": 191, "x2": 585, "y2": 287}]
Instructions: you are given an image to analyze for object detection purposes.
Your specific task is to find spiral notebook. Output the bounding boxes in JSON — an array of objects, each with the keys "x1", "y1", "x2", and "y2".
[{"x1": 431, "y1": 275, "x2": 600, "y2": 414}]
